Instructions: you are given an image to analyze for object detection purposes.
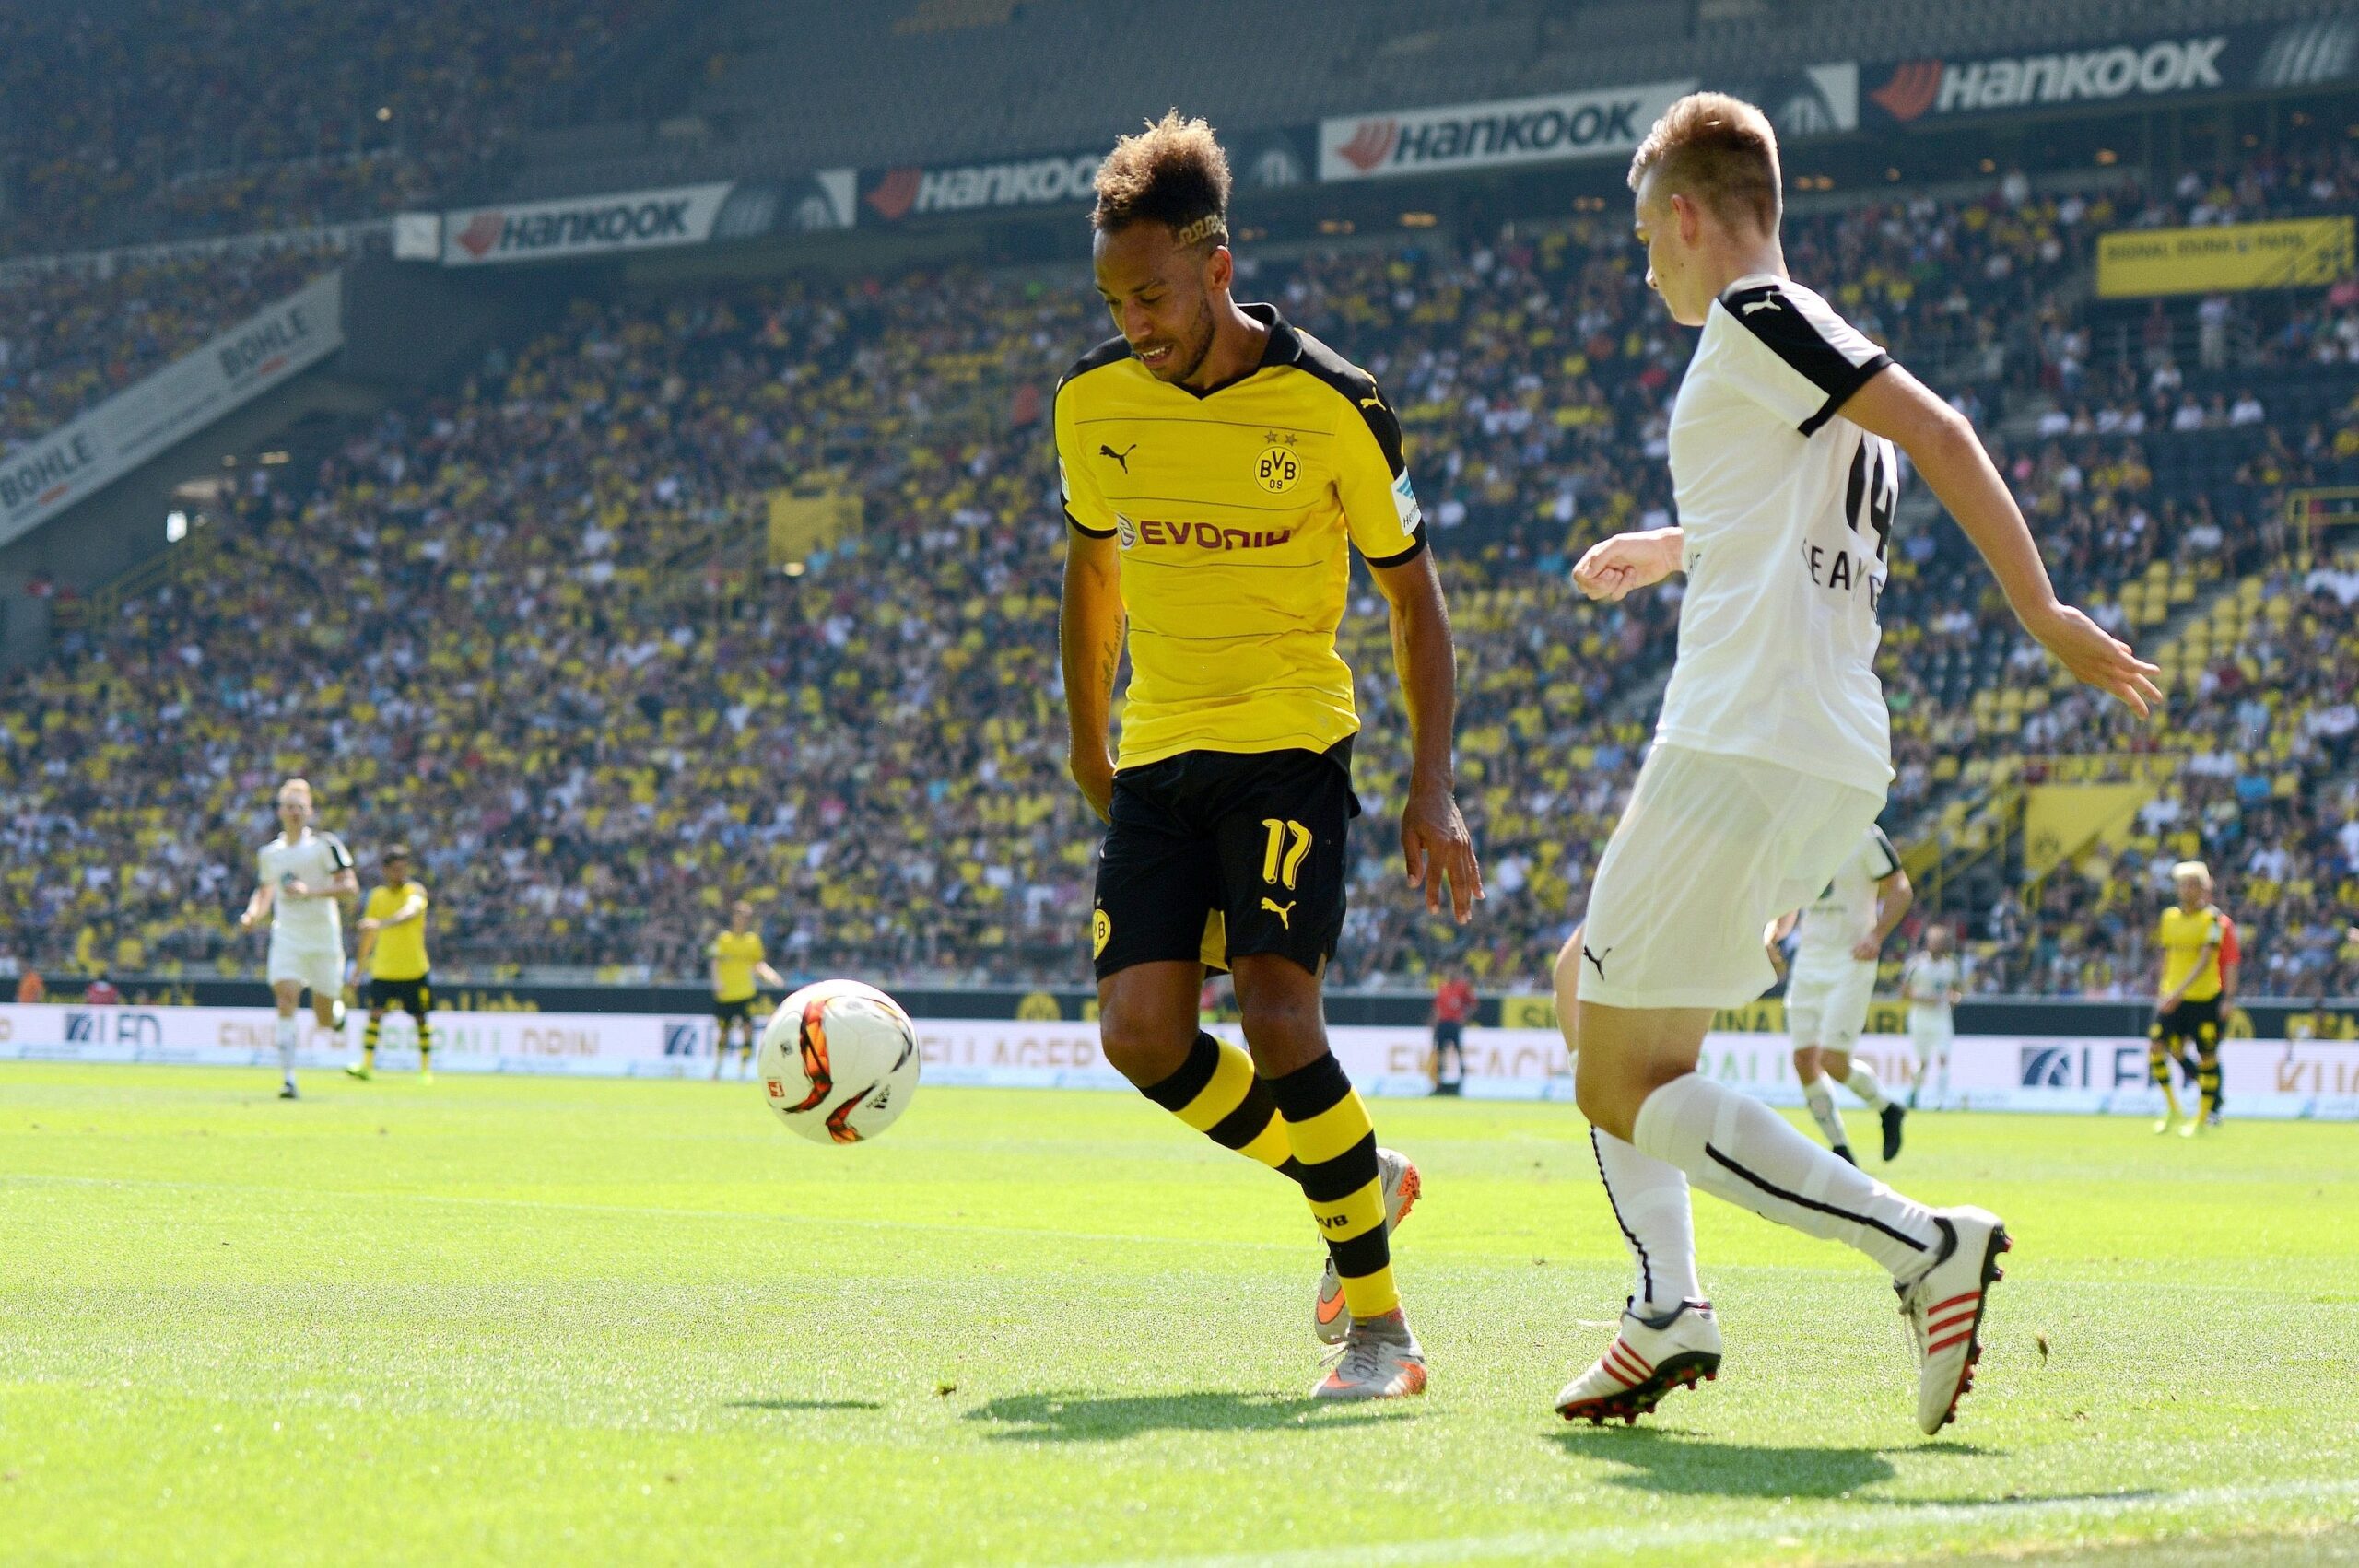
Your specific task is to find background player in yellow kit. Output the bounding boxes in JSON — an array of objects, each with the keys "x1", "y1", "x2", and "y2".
[
  {"x1": 711, "y1": 899, "x2": 785, "y2": 1080},
  {"x1": 348, "y1": 845, "x2": 434, "y2": 1083},
  {"x1": 2151, "y1": 860, "x2": 2229, "y2": 1135}
]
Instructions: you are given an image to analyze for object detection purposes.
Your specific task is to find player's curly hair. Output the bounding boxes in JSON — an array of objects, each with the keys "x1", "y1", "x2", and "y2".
[
  {"x1": 1092, "y1": 111, "x2": 1231, "y2": 248},
  {"x1": 1627, "y1": 92, "x2": 1781, "y2": 233}
]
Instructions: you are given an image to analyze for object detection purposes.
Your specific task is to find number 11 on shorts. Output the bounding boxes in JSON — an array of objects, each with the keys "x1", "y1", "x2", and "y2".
[{"x1": 1261, "y1": 818, "x2": 1312, "y2": 888}]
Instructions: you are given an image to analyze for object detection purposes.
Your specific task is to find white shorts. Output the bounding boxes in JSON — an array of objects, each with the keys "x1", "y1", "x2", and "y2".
[
  {"x1": 1580, "y1": 745, "x2": 1885, "y2": 1011},
  {"x1": 1908, "y1": 1007, "x2": 1954, "y2": 1059},
  {"x1": 1788, "y1": 956, "x2": 1877, "y2": 1052},
  {"x1": 267, "y1": 935, "x2": 346, "y2": 999}
]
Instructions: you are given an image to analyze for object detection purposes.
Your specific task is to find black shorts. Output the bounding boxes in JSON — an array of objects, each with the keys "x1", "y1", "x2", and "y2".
[
  {"x1": 2154, "y1": 996, "x2": 2224, "y2": 1048},
  {"x1": 714, "y1": 996, "x2": 758, "y2": 1026},
  {"x1": 1433, "y1": 1021, "x2": 1465, "y2": 1051},
  {"x1": 1093, "y1": 743, "x2": 1358, "y2": 982},
  {"x1": 368, "y1": 976, "x2": 432, "y2": 1016}
]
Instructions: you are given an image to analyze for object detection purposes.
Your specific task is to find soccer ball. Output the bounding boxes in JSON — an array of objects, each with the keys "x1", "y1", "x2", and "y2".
[{"x1": 757, "y1": 979, "x2": 921, "y2": 1144}]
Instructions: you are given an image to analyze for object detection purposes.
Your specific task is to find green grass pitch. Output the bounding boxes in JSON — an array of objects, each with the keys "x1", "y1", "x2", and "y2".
[{"x1": 4, "y1": 1063, "x2": 2356, "y2": 1566}]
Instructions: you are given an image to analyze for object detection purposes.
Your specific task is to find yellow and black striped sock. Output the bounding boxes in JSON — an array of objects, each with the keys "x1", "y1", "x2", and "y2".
[
  {"x1": 2148, "y1": 1032, "x2": 2182, "y2": 1118},
  {"x1": 2197, "y1": 1028, "x2": 2221, "y2": 1117},
  {"x1": 415, "y1": 1012, "x2": 432, "y2": 1069},
  {"x1": 361, "y1": 1012, "x2": 381, "y2": 1071},
  {"x1": 1267, "y1": 1053, "x2": 1397, "y2": 1320},
  {"x1": 1140, "y1": 1032, "x2": 1302, "y2": 1179}
]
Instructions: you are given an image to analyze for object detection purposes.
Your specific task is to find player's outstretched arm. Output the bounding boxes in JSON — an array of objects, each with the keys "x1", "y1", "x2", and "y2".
[
  {"x1": 238, "y1": 883, "x2": 273, "y2": 932},
  {"x1": 1059, "y1": 528, "x2": 1124, "y2": 823},
  {"x1": 1571, "y1": 526, "x2": 1683, "y2": 603},
  {"x1": 1370, "y1": 548, "x2": 1482, "y2": 923},
  {"x1": 1838, "y1": 365, "x2": 2161, "y2": 717}
]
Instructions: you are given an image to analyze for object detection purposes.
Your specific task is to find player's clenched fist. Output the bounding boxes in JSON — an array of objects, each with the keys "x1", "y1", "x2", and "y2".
[{"x1": 1573, "y1": 526, "x2": 1684, "y2": 603}]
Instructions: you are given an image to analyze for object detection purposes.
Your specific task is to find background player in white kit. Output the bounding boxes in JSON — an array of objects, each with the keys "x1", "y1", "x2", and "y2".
[
  {"x1": 1773, "y1": 825, "x2": 1913, "y2": 1164},
  {"x1": 1550, "y1": 93, "x2": 2158, "y2": 1435},
  {"x1": 1900, "y1": 924, "x2": 1964, "y2": 1108},
  {"x1": 237, "y1": 778, "x2": 358, "y2": 1098}
]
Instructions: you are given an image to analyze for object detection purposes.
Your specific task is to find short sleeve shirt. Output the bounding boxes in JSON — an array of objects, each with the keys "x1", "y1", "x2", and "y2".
[
  {"x1": 1055, "y1": 303, "x2": 1426, "y2": 768},
  {"x1": 1657, "y1": 274, "x2": 1898, "y2": 794}
]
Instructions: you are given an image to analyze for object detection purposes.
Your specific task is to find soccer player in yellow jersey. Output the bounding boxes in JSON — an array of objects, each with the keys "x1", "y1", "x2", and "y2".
[
  {"x1": 711, "y1": 900, "x2": 784, "y2": 1080},
  {"x1": 1057, "y1": 113, "x2": 1481, "y2": 1402},
  {"x1": 347, "y1": 845, "x2": 434, "y2": 1083},
  {"x1": 2151, "y1": 860, "x2": 2228, "y2": 1135}
]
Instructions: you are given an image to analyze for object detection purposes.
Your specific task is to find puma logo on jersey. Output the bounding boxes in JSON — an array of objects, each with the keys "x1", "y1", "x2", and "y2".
[
  {"x1": 1098, "y1": 442, "x2": 1137, "y2": 473},
  {"x1": 1582, "y1": 943, "x2": 1613, "y2": 979},
  {"x1": 1261, "y1": 897, "x2": 1296, "y2": 930},
  {"x1": 1741, "y1": 298, "x2": 1781, "y2": 315},
  {"x1": 1359, "y1": 394, "x2": 1386, "y2": 411}
]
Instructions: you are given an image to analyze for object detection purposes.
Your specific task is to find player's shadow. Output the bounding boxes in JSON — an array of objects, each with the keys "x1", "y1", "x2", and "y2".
[
  {"x1": 1552, "y1": 1426, "x2": 1917, "y2": 1498},
  {"x1": 966, "y1": 1388, "x2": 1414, "y2": 1443},
  {"x1": 727, "y1": 1398, "x2": 884, "y2": 1412}
]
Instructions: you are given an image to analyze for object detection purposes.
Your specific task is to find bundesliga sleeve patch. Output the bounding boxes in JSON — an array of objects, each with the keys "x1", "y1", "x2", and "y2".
[{"x1": 1391, "y1": 469, "x2": 1422, "y2": 532}]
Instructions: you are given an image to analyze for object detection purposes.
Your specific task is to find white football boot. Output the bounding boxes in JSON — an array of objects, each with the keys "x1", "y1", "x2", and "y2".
[
  {"x1": 1555, "y1": 1299, "x2": 1722, "y2": 1425},
  {"x1": 1313, "y1": 1147, "x2": 1421, "y2": 1345},
  {"x1": 1897, "y1": 1205, "x2": 2010, "y2": 1434},
  {"x1": 1310, "y1": 1309, "x2": 1427, "y2": 1401}
]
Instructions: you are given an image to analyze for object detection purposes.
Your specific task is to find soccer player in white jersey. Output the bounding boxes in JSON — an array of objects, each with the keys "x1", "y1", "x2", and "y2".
[
  {"x1": 237, "y1": 778, "x2": 358, "y2": 1098},
  {"x1": 1776, "y1": 825, "x2": 1912, "y2": 1164},
  {"x1": 1900, "y1": 924, "x2": 1964, "y2": 1108},
  {"x1": 1549, "y1": 94, "x2": 2157, "y2": 1435}
]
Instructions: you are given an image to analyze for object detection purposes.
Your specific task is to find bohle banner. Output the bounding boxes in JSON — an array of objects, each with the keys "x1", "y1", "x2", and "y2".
[{"x1": 0, "y1": 270, "x2": 344, "y2": 547}]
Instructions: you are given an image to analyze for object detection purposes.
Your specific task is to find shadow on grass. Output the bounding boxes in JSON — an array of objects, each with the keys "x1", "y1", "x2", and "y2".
[
  {"x1": 965, "y1": 1388, "x2": 1417, "y2": 1442},
  {"x1": 1551, "y1": 1427, "x2": 2001, "y2": 1498},
  {"x1": 727, "y1": 1398, "x2": 884, "y2": 1412}
]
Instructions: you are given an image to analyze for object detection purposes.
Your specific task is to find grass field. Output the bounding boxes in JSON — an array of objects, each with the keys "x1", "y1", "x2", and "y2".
[{"x1": 3, "y1": 1063, "x2": 2356, "y2": 1566}]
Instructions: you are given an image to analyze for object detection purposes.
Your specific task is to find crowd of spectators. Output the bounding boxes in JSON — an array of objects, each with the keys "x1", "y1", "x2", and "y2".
[
  {"x1": 0, "y1": 1, "x2": 665, "y2": 255},
  {"x1": 3, "y1": 169, "x2": 2357, "y2": 997},
  {"x1": 1965, "y1": 556, "x2": 2359, "y2": 1000},
  {"x1": 0, "y1": 240, "x2": 359, "y2": 453}
]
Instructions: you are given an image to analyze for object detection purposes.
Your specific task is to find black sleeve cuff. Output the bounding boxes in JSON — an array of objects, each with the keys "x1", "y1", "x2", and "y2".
[
  {"x1": 1364, "y1": 523, "x2": 1428, "y2": 570},
  {"x1": 1065, "y1": 508, "x2": 1117, "y2": 540},
  {"x1": 1798, "y1": 352, "x2": 1893, "y2": 437}
]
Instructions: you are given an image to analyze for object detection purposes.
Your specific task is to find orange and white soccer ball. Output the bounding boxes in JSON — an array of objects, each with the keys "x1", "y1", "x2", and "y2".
[{"x1": 757, "y1": 979, "x2": 921, "y2": 1144}]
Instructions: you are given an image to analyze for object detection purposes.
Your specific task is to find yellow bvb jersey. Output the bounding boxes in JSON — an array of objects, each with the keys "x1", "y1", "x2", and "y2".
[
  {"x1": 2156, "y1": 905, "x2": 2223, "y2": 1002},
  {"x1": 363, "y1": 882, "x2": 430, "y2": 980},
  {"x1": 711, "y1": 930, "x2": 765, "y2": 1003},
  {"x1": 1054, "y1": 303, "x2": 1426, "y2": 770}
]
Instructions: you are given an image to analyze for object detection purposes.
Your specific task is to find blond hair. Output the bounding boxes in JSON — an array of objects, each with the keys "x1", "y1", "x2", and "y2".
[
  {"x1": 2172, "y1": 860, "x2": 2212, "y2": 883},
  {"x1": 1627, "y1": 92, "x2": 1782, "y2": 234},
  {"x1": 277, "y1": 777, "x2": 312, "y2": 803},
  {"x1": 1093, "y1": 111, "x2": 1231, "y2": 247}
]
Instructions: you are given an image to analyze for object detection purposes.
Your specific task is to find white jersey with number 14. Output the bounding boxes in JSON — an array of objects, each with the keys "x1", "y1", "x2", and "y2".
[{"x1": 1657, "y1": 273, "x2": 1901, "y2": 796}]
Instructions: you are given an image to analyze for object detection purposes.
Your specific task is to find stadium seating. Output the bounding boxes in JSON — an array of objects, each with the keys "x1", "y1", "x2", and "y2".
[
  {"x1": 503, "y1": 0, "x2": 2344, "y2": 206},
  {"x1": 0, "y1": 1, "x2": 666, "y2": 254},
  {"x1": 0, "y1": 241, "x2": 361, "y2": 454},
  {"x1": 5, "y1": 157, "x2": 2357, "y2": 997}
]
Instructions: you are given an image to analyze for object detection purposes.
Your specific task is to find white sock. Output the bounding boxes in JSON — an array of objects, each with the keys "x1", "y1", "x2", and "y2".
[
  {"x1": 1803, "y1": 1080, "x2": 1848, "y2": 1151},
  {"x1": 1632, "y1": 1072, "x2": 1944, "y2": 1281},
  {"x1": 1936, "y1": 1059, "x2": 1950, "y2": 1099},
  {"x1": 276, "y1": 1015, "x2": 299, "y2": 1082},
  {"x1": 1845, "y1": 1062, "x2": 1890, "y2": 1112},
  {"x1": 1589, "y1": 1126, "x2": 1701, "y2": 1312}
]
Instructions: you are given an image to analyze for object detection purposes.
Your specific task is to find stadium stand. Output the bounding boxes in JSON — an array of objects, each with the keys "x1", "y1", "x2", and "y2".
[
  {"x1": 496, "y1": 0, "x2": 2351, "y2": 202},
  {"x1": 0, "y1": 240, "x2": 366, "y2": 452},
  {"x1": 8, "y1": 144, "x2": 2357, "y2": 994},
  {"x1": 0, "y1": 1, "x2": 673, "y2": 254}
]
